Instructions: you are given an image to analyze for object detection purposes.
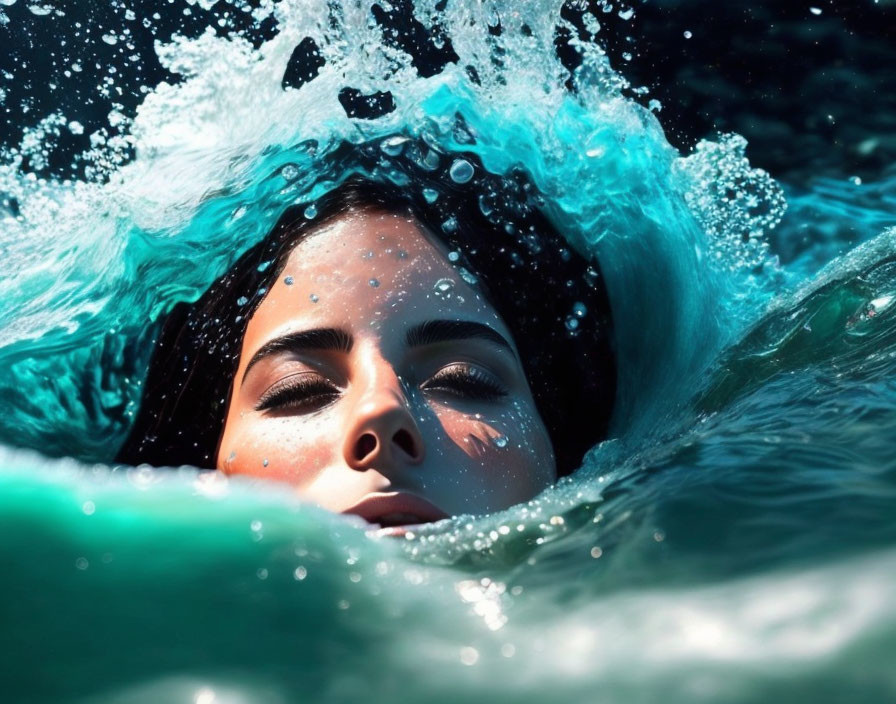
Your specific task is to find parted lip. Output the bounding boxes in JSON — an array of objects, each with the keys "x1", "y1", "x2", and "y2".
[{"x1": 344, "y1": 491, "x2": 450, "y2": 528}]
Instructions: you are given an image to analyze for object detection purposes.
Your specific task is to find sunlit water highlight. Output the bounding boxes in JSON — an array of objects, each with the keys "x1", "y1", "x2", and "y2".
[{"x1": 1, "y1": 1, "x2": 895, "y2": 701}]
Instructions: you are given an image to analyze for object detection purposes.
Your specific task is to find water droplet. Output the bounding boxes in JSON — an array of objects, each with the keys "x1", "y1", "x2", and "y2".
[
  {"x1": 281, "y1": 163, "x2": 299, "y2": 181},
  {"x1": 294, "y1": 566, "x2": 308, "y2": 580},
  {"x1": 441, "y1": 216, "x2": 457, "y2": 233},
  {"x1": 257, "y1": 260, "x2": 272, "y2": 273},
  {"x1": 434, "y1": 278, "x2": 455, "y2": 296},
  {"x1": 369, "y1": 278, "x2": 380, "y2": 288},
  {"x1": 565, "y1": 316, "x2": 580, "y2": 333},
  {"x1": 459, "y1": 267, "x2": 478, "y2": 285},
  {"x1": 492, "y1": 435, "x2": 509, "y2": 449},
  {"x1": 236, "y1": 296, "x2": 248, "y2": 306},
  {"x1": 380, "y1": 135, "x2": 408, "y2": 156},
  {"x1": 572, "y1": 302, "x2": 587, "y2": 318},
  {"x1": 449, "y1": 159, "x2": 474, "y2": 184},
  {"x1": 284, "y1": 276, "x2": 294, "y2": 286},
  {"x1": 422, "y1": 187, "x2": 439, "y2": 204},
  {"x1": 304, "y1": 204, "x2": 318, "y2": 219},
  {"x1": 262, "y1": 458, "x2": 269, "y2": 467},
  {"x1": 683, "y1": 30, "x2": 693, "y2": 39},
  {"x1": 448, "y1": 251, "x2": 460, "y2": 262},
  {"x1": 309, "y1": 293, "x2": 319, "y2": 303}
]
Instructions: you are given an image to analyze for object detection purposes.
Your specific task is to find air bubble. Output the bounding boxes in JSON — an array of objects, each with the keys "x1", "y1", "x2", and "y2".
[
  {"x1": 422, "y1": 188, "x2": 439, "y2": 204},
  {"x1": 572, "y1": 302, "x2": 587, "y2": 318},
  {"x1": 369, "y1": 278, "x2": 380, "y2": 288},
  {"x1": 565, "y1": 316, "x2": 580, "y2": 333},
  {"x1": 281, "y1": 163, "x2": 299, "y2": 180},
  {"x1": 237, "y1": 296, "x2": 248, "y2": 306},
  {"x1": 459, "y1": 268, "x2": 478, "y2": 285},
  {"x1": 304, "y1": 204, "x2": 318, "y2": 219},
  {"x1": 380, "y1": 135, "x2": 408, "y2": 156},
  {"x1": 449, "y1": 159, "x2": 474, "y2": 184},
  {"x1": 257, "y1": 260, "x2": 272, "y2": 272},
  {"x1": 492, "y1": 435, "x2": 509, "y2": 448},
  {"x1": 284, "y1": 276, "x2": 294, "y2": 286},
  {"x1": 310, "y1": 293, "x2": 319, "y2": 303},
  {"x1": 448, "y1": 251, "x2": 460, "y2": 262}
]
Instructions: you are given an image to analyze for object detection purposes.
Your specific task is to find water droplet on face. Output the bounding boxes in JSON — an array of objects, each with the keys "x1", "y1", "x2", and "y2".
[
  {"x1": 262, "y1": 458, "x2": 269, "y2": 467},
  {"x1": 281, "y1": 163, "x2": 299, "y2": 181},
  {"x1": 422, "y1": 187, "x2": 439, "y2": 204},
  {"x1": 369, "y1": 278, "x2": 380, "y2": 288},
  {"x1": 449, "y1": 158, "x2": 474, "y2": 184},
  {"x1": 284, "y1": 276, "x2": 294, "y2": 286},
  {"x1": 492, "y1": 435, "x2": 509, "y2": 449},
  {"x1": 309, "y1": 293, "x2": 319, "y2": 303},
  {"x1": 304, "y1": 204, "x2": 318, "y2": 219},
  {"x1": 433, "y1": 278, "x2": 455, "y2": 296}
]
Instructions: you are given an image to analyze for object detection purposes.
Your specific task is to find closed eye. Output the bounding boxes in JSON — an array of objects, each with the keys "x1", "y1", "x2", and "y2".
[
  {"x1": 255, "y1": 373, "x2": 341, "y2": 413},
  {"x1": 420, "y1": 364, "x2": 507, "y2": 401}
]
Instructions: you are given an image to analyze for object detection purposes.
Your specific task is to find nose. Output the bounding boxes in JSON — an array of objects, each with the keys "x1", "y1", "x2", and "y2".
[{"x1": 343, "y1": 369, "x2": 425, "y2": 473}]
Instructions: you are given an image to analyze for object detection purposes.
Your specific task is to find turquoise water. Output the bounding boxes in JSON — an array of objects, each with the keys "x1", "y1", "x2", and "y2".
[{"x1": 2, "y1": 1, "x2": 896, "y2": 701}]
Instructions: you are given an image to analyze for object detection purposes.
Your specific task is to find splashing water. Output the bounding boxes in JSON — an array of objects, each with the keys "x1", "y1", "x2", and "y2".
[{"x1": 2, "y1": 1, "x2": 895, "y2": 702}]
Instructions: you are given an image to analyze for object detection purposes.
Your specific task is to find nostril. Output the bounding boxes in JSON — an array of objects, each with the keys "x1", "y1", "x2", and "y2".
[
  {"x1": 393, "y1": 428, "x2": 419, "y2": 459},
  {"x1": 354, "y1": 433, "x2": 377, "y2": 462}
]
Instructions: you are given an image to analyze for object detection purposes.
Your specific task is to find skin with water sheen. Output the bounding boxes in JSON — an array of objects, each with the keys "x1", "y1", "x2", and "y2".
[{"x1": 217, "y1": 208, "x2": 557, "y2": 531}]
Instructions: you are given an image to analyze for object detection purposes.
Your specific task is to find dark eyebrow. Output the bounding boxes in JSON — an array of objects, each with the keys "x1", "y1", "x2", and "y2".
[
  {"x1": 242, "y1": 328, "x2": 353, "y2": 383},
  {"x1": 406, "y1": 320, "x2": 515, "y2": 355}
]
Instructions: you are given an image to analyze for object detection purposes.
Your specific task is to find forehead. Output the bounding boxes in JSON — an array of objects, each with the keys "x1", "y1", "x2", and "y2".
[{"x1": 244, "y1": 209, "x2": 509, "y2": 343}]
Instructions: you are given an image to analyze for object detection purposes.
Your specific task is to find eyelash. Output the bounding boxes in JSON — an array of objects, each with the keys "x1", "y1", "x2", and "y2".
[
  {"x1": 255, "y1": 364, "x2": 507, "y2": 413},
  {"x1": 255, "y1": 375, "x2": 340, "y2": 413},
  {"x1": 421, "y1": 364, "x2": 508, "y2": 401}
]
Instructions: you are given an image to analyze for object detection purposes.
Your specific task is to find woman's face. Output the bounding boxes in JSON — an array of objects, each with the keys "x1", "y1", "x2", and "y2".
[{"x1": 217, "y1": 208, "x2": 556, "y2": 531}]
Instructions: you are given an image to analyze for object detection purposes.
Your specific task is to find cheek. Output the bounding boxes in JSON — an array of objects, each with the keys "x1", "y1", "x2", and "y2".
[
  {"x1": 219, "y1": 414, "x2": 339, "y2": 487},
  {"x1": 433, "y1": 403, "x2": 556, "y2": 487}
]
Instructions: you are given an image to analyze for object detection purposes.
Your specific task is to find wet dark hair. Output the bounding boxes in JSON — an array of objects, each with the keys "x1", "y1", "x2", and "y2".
[{"x1": 117, "y1": 140, "x2": 615, "y2": 476}]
